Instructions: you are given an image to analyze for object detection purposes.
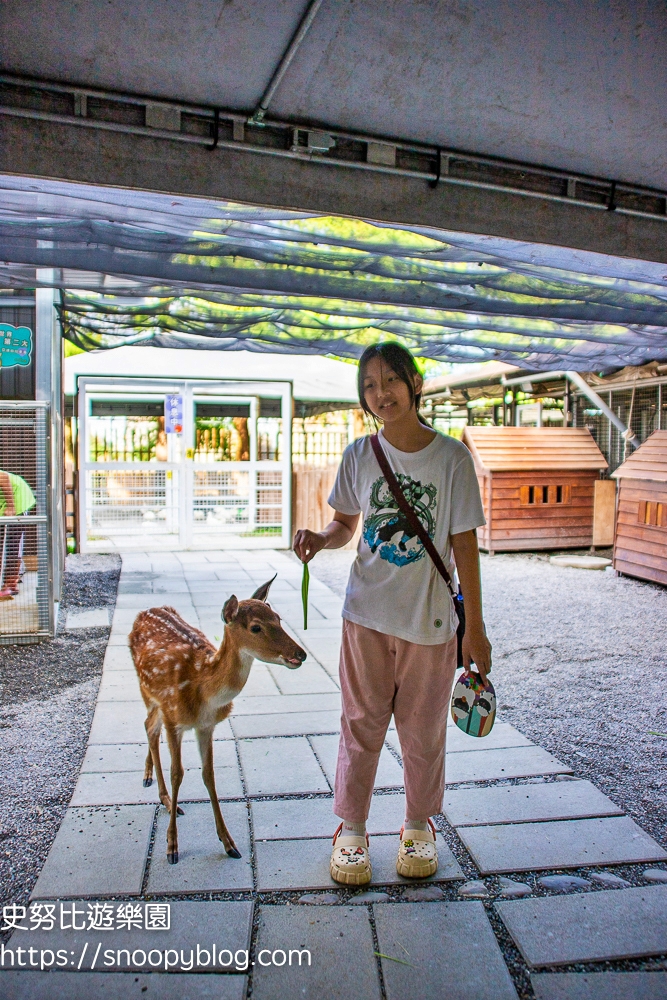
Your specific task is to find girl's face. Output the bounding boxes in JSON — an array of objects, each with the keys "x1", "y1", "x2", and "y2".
[{"x1": 361, "y1": 356, "x2": 422, "y2": 425}]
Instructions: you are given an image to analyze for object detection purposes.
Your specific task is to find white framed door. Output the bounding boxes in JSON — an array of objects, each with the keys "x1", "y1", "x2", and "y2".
[{"x1": 78, "y1": 376, "x2": 292, "y2": 551}]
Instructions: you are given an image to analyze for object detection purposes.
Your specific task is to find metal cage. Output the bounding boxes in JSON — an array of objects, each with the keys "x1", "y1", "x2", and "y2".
[
  {"x1": 0, "y1": 401, "x2": 52, "y2": 643},
  {"x1": 574, "y1": 382, "x2": 665, "y2": 474}
]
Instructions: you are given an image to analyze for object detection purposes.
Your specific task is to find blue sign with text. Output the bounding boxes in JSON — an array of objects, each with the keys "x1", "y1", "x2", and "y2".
[
  {"x1": 0, "y1": 324, "x2": 33, "y2": 368},
  {"x1": 165, "y1": 394, "x2": 183, "y2": 434}
]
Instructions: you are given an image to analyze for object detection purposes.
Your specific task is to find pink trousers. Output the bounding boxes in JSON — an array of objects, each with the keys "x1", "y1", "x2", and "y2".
[{"x1": 333, "y1": 618, "x2": 458, "y2": 822}]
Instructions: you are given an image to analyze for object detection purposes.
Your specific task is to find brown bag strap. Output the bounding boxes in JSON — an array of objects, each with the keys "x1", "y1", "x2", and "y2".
[{"x1": 370, "y1": 434, "x2": 456, "y2": 599}]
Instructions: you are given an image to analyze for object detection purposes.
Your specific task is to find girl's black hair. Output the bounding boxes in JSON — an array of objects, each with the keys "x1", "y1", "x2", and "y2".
[{"x1": 357, "y1": 343, "x2": 423, "y2": 418}]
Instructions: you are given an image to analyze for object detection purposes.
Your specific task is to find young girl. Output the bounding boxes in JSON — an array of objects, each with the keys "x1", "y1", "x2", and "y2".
[{"x1": 293, "y1": 343, "x2": 492, "y2": 884}]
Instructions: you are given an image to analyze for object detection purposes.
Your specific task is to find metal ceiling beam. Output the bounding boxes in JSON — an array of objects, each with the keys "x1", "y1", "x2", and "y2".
[{"x1": 0, "y1": 74, "x2": 666, "y2": 264}]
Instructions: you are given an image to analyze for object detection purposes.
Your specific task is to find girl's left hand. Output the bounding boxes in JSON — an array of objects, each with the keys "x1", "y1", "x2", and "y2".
[{"x1": 462, "y1": 624, "x2": 492, "y2": 686}]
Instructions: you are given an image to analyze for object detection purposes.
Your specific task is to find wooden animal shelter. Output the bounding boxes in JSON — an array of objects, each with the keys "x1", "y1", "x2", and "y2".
[
  {"x1": 462, "y1": 427, "x2": 608, "y2": 553},
  {"x1": 611, "y1": 429, "x2": 667, "y2": 586}
]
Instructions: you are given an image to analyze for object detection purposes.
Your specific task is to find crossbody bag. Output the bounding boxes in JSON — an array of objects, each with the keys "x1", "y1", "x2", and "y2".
[{"x1": 369, "y1": 433, "x2": 466, "y2": 667}]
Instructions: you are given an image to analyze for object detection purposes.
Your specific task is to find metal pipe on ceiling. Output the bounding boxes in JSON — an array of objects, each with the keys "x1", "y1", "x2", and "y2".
[
  {"x1": 1, "y1": 75, "x2": 665, "y2": 223},
  {"x1": 500, "y1": 370, "x2": 640, "y2": 448},
  {"x1": 249, "y1": 0, "x2": 325, "y2": 125},
  {"x1": 564, "y1": 370, "x2": 640, "y2": 449}
]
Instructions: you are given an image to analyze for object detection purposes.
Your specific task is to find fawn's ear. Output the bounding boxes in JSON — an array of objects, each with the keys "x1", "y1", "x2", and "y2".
[
  {"x1": 222, "y1": 595, "x2": 239, "y2": 623},
  {"x1": 251, "y1": 573, "x2": 277, "y2": 603}
]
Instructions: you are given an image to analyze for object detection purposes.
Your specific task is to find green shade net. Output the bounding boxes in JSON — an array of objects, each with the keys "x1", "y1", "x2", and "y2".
[{"x1": 1, "y1": 176, "x2": 666, "y2": 371}]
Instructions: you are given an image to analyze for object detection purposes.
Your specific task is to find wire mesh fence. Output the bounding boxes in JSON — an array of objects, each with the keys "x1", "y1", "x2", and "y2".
[
  {"x1": 574, "y1": 383, "x2": 664, "y2": 473},
  {"x1": 85, "y1": 468, "x2": 180, "y2": 537},
  {"x1": 192, "y1": 469, "x2": 250, "y2": 527},
  {"x1": 292, "y1": 415, "x2": 353, "y2": 467},
  {"x1": 0, "y1": 402, "x2": 51, "y2": 642}
]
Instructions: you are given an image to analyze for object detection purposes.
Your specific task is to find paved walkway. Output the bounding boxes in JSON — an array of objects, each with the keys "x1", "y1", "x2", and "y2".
[{"x1": 4, "y1": 549, "x2": 667, "y2": 999}]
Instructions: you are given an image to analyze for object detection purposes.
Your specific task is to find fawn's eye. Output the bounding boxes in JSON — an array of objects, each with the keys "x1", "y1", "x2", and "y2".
[{"x1": 250, "y1": 624, "x2": 262, "y2": 633}]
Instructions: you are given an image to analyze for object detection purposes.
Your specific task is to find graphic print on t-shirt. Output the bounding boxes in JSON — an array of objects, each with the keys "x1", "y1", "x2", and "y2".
[{"x1": 362, "y1": 474, "x2": 437, "y2": 567}]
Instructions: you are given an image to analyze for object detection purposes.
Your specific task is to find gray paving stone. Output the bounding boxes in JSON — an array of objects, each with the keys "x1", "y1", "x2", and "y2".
[
  {"x1": 459, "y1": 816, "x2": 667, "y2": 874},
  {"x1": 386, "y1": 722, "x2": 532, "y2": 758},
  {"x1": 82, "y1": 739, "x2": 233, "y2": 773},
  {"x1": 237, "y1": 737, "x2": 330, "y2": 795},
  {"x1": 106, "y1": 631, "x2": 130, "y2": 646},
  {"x1": 443, "y1": 779, "x2": 621, "y2": 827},
  {"x1": 374, "y1": 901, "x2": 518, "y2": 1000},
  {"x1": 88, "y1": 701, "x2": 150, "y2": 744},
  {"x1": 496, "y1": 885, "x2": 667, "y2": 967},
  {"x1": 71, "y1": 757, "x2": 244, "y2": 806},
  {"x1": 644, "y1": 868, "x2": 667, "y2": 883},
  {"x1": 446, "y1": 746, "x2": 572, "y2": 784},
  {"x1": 115, "y1": 595, "x2": 196, "y2": 610},
  {"x1": 66, "y1": 608, "x2": 111, "y2": 629},
  {"x1": 251, "y1": 793, "x2": 406, "y2": 841},
  {"x1": 0, "y1": 973, "x2": 247, "y2": 1000},
  {"x1": 9, "y1": 900, "x2": 252, "y2": 974},
  {"x1": 231, "y1": 692, "x2": 340, "y2": 715},
  {"x1": 103, "y1": 646, "x2": 135, "y2": 669},
  {"x1": 232, "y1": 664, "x2": 281, "y2": 698},
  {"x1": 183, "y1": 719, "x2": 234, "y2": 741},
  {"x1": 112, "y1": 607, "x2": 159, "y2": 625},
  {"x1": 146, "y1": 801, "x2": 252, "y2": 893},
  {"x1": 31, "y1": 805, "x2": 155, "y2": 899},
  {"x1": 97, "y1": 670, "x2": 142, "y2": 702},
  {"x1": 310, "y1": 734, "x2": 404, "y2": 789},
  {"x1": 266, "y1": 662, "x2": 339, "y2": 696},
  {"x1": 88, "y1": 708, "x2": 232, "y2": 746},
  {"x1": 531, "y1": 972, "x2": 667, "y2": 1000},
  {"x1": 231, "y1": 709, "x2": 340, "y2": 739},
  {"x1": 251, "y1": 904, "x2": 381, "y2": 1000},
  {"x1": 255, "y1": 833, "x2": 462, "y2": 890}
]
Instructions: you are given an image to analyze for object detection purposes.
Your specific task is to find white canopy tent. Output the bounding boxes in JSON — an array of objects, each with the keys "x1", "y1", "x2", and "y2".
[{"x1": 64, "y1": 346, "x2": 359, "y2": 408}]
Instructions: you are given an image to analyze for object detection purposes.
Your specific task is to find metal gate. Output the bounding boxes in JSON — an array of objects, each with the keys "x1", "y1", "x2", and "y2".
[
  {"x1": 0, "y1": 401, "x2": 52, "y2": 643},
  {"x1": 77, "y1": 377, "x2": 292, "y2": 551}
]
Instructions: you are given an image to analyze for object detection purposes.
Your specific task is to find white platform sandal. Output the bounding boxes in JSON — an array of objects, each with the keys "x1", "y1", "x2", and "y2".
[{"x1": 396, "y1": 818, "x2": 438, "y2": 878}]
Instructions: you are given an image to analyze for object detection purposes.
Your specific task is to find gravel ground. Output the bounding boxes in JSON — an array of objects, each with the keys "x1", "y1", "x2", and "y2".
[
  {"x1": 297, "y1": 548, "x2": 667, "y2": 848},
  {"x1": 0, "y1": 554, "x2": 120, "y2": 915}
]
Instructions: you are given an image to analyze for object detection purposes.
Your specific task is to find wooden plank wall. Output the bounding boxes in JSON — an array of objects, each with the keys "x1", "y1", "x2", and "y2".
[
  {"x1": 292, "y1": 464, "x2": 360, "y2": 550},
  {"x1": 477, "y1": 472, "x2": 492, "y2": 551},
  {"x1": 614, "y1": 478, "x2": 667, "y2": 585},
  {"x1": 479, "y1": 470, "x2": 597, "y2": 552}
]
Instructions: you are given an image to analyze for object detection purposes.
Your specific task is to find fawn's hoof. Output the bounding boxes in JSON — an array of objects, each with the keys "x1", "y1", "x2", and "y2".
[
  {"x1": 226, "y1": 846, "x2": 242, "y2": 859},
  {"x1": 142, "y1": 778, "x2": 153, "y2": 787},
  {"x1": 167, "y1": 851, "x2": 179, "y2": 865},
  {"x1": 177, "y1": 806, "x2": 185, "y2": 816}
]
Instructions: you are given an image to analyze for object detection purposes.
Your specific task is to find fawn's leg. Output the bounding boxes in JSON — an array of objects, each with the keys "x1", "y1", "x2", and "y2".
[
  {"x1": 144, "y1": 707, "x2": 183, "y2": 813},
  {"x1": 164, "y1": 724, "x2": 185, "y2": 864},
  {"x1": 143, "y1": 705, "x2": 159, "y2": 787},
  {"x1": 197, "y1": 726, "x2": 241, "y2": 858}
]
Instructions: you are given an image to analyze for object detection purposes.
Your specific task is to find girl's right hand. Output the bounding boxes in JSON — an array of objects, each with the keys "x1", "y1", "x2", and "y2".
[{"x1": 293, "y1": 529, "x2": 327, "y2": 564}]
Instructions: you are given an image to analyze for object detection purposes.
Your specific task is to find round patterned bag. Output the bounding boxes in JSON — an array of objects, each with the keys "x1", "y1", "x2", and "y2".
[{"x1": 451, "y1": 670, "x2": 496, "y2": 737}]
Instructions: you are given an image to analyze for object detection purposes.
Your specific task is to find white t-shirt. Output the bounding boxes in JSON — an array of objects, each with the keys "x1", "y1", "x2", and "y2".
[{"x1": 328, "y1": 429, "x2": 485, "y2": 645}]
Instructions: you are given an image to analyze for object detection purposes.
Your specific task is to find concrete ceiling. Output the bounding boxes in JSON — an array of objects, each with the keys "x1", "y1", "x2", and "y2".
[{"x1": 2, "y1": 0, "x2": 666, "y2": 190}]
